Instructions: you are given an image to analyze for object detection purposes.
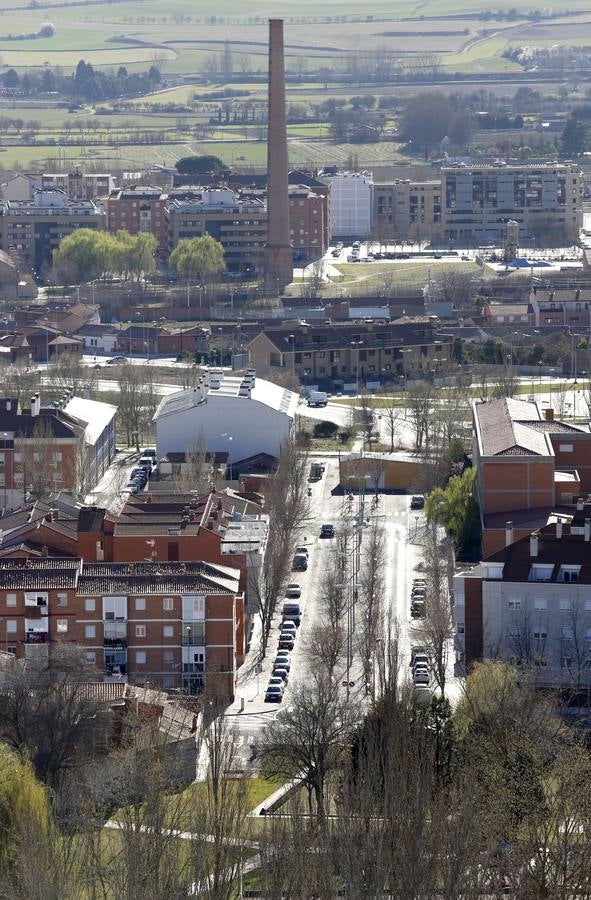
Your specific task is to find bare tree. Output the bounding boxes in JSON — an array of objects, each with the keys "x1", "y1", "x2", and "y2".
[
  {"x1": 379, "y1": 388, "x2": 401, "y2": 451},
  {"x1": 256, "y1": 671, "x2": 359, "y2": 821},
  {"x1": 177, "y1": 433, "x2": 212, "y2": 495},
  {"x1": 422, "y1": 525, "x2": 453, "y2": 698},
  {"x1": 354, "y1": 394, "x2": 375, "y2": 447},
  {"x1": 357, "y1": 523, "x2": 386, "y2": 698},
  {"x1": 304, "y1": 622, "x2": 347, "y2": 681},
  {"x1": 407, "y1": 381, "x2": 434, "y2": 452},
  {"x1": 0, "y1": 359, "x2": 39, "y2": 404},
  {"x1": 117, "y1": 363, "x2": 157, "y2": 450}
]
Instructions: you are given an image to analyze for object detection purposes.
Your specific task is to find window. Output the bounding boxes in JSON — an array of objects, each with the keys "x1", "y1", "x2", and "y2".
[
  {"x1": 560, "y1": 599, "x2": 572, "y2": 611},
  {"x1": 56, "y1": 593, "x2": 68, "y2": 607},
  {"x1": 163, "y1": 597, "x2": 174, "y2": 612},
  {"x1": 559, "y1": 444, "x2": 573, "y2": 453},
  {"x1": 85, "y1": 651, "x2": 96, "y2": 665},
  {"x1": 530, "y1": 565, "x2": 552, "y2": 582},
  {"x1": 534, "y1": 598, "x2": 547, "y2": 610},
  {"x1": 135, "y1": 597, "x2": 146, "y2": 611},
  {"x1": 6, "y1": 620, "x2": 16, "y2": 634},
  {"x1": 561, "y1": 625, "x2": 574, "y2": 639},
  {"x1": 508, "y1": 598, "x2": 521, "y2": 610},
  {"x1": 533, "y1": 629, "x2": 547, "y2": 640},
  {"x1": 164, "y1": 650, "x2": 174, "y2": 664},
  {"x1": 84, "y1": 597, "x2": 95, "y2": 613},
  {"x1": 135, "y1": 624, "x2": 146, "y2": 638},
  {"x1": 163, "y1": 625, "x2": 174, "y2": 638},
  {"x1": 6, "y1": 593, "x2": 16, "y2": 607},
  {"x1": 85, "y1": 625, "x2": 96, "y2": 640},
  {"x1": 559, "y1": 566, "x2": 581, "y2": 583},
  {"x1": 456, "y1": 623, "x2": 465, "y2": 635},
  {"x1": 14, "y1": 453, "x2": 22, "y2": 463},
  {"x1": 56, "y1": 619, "x2": 68, "y2": 634},
  {"x1": 135, "y1": 651, "x2": 146, "y2": 665},
  {"x1": 103, "y1": 596, "x2": 127, "y2": 621}
]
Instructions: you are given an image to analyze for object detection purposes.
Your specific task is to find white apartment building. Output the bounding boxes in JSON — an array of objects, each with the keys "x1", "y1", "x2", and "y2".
[{"x1": 322, "y1": 171, "x2": 373, "y2": 239}]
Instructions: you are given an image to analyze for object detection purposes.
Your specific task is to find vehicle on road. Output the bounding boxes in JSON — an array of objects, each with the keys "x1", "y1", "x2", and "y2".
[
  {"x1": 309, "y1": 462, "x2": 324, "y2": 481},
  {"x1": 107, "y1": 356, "x2": 128, "y2": 365},
  {"x1": 285, "y1": 583, "x2": 302, "y2": 599},
  {"x1": 411, "y1": 653, "x2": 430, "y2": 671},
  {"x1": 138, "y1": 456, "x2": 153, "y2": 471},
  {"x1": 282, "y1": 601, "x2": 301, "y2": 626},
  {"x1": 280, "y1": 621, "x2": 297, "y2": 635},
  {"x1": 411, "y1": 599, "x2": 426, "y2": 619},
  {"x1": 294, "y1": 546, "x2": 309, "y2": 558},
  {"x1": 320, "y1": 523, "x2": 335, "y2": 538},
  {"x1": 143, "y1": 448, "x2": 157, "y2": 458},
  {"x1": 267, "y1": 676, "x2": 285, "y2": 691},
  {"x1": 126, "y1": 481, "x2": 140, "y2": 494},
  {"x1": 413, "y1": 669, "x2": 430, "y2": 687},
  {"x1": 265, "y1": 685, "x2": 283, "y2": 703},
  {"x1": 410, "y1": 495, "x2": 425, "y2": 510},
  {"x1": 273, "y1": 667, "x2": 289, "y2": 683},
  {"x1": 274, "y1": 654, "x2": 291, "y2": 671},
  {"x1": 292, "y1": 553, "x2": 308, "y2": 571},
  {"x1": 278, "y1": 635, "x2": 295, "y2": 651},
  {"x1": 307, "y1": 391, "x2": 328, "y2": 408}
]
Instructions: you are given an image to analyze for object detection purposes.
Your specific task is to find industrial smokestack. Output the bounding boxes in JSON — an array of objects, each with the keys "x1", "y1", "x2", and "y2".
[{"x1": 264, "y1": 18, "x2": 293, "y2": 290}]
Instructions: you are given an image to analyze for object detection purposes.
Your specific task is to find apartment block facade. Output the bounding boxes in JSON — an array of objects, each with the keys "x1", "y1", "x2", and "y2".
[
  {"x1": 247, "y1": 320, "x2": 451, "y2": 387},
  {"x1": 0, "y1": 189, "x2": 105, "y2": 273},
  {"x1": 442, "y1": 163, "x2": 583, "y2": 245},
  {"x1": 106, "y1": 186, "x2": 168, "y2": 255},
  {"x1": 0, "y1": 557, "x2": 242, "y2": 697},
  {"x1": 453, "y1": 509, "x2": 591, "y2": 686},
  {"x1": 373, "y1": 179, "x2": 442, "y2": 243}
]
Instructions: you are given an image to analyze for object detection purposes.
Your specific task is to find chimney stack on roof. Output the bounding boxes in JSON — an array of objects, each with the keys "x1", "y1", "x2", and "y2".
[
  {"x1": 505, "y1": 521, "x2": 513, "y2": 547},
  {"x1": 545, "y1": 408, "x2": 554, "y2": 422},
  {"x1": 577, "y1": 497, "x2": 585, "y2": 511},
  {"x1": 585, "y1": 518, "x2": 591, "y2": 543},
  {"x1": 556, "y1": 521, "x2": 563, "y2": 539},
  {"x1": 530, "y1": 533, "x2": 539, "y2": 557}
]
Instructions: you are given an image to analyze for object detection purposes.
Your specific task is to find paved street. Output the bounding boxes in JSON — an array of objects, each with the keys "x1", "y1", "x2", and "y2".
[{"x1": 224, "y1": 455, "x2": 436, "y2": 771}]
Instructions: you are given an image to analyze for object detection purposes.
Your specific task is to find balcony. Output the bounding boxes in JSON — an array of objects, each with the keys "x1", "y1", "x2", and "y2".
[
  {"x1": 104, "y1": 622, "x2": 127, "y2": 648},
  {"x1": 182, "y1": 621, "x2": 205, "y2": 646},
  {"x1": 25, "y1": 632, "x2": 48, "y2": 644}
]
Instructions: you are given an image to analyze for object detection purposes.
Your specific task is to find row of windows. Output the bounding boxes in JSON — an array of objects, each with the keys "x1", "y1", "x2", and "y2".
[{"x1": 508, "y1": 597, "x2": 586, "y2": 611}]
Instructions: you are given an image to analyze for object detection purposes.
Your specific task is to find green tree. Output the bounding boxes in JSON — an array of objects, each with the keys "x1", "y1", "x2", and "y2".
[
  {"x1": 562, "y1": 117, "x2": 588, "y2": 157},
  {"x1": 175, "y1": 154, "x2": 223, "y2": 176},
  {"x1": 425, "y1": 466, "x2": 480, "y2": 552},
  {"x1": 128, "y1": 232, "x2": 157, "y2": 281},
  {"x1": 52, "y1": 228, "x2": 107, "y2": 283},
  {"x1": 0, "y1": 743, "x2": 49, "y2": 879},
  {"x1": 169, "y1": 234, "x2": 225, "y2": 285}
]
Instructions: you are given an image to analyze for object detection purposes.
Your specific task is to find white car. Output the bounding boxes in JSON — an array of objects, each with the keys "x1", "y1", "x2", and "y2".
[{"x1": 285, "y1": 583, "x2": 302, "y2": 599}]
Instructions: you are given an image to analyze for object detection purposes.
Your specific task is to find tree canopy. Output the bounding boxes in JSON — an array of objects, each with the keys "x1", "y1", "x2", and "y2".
[
  {"x1": 53, "y1": 229, "x2": 156, "y2": 284},
  {"x1": 425, "y1": 466, "x2": 480, "y2": 553},
  {"x1": 175, "y1": 154, "x2": 223, "y2": 176},
  {"x1": 169, "y1": 234, "x2": 226, "y2": 283}
]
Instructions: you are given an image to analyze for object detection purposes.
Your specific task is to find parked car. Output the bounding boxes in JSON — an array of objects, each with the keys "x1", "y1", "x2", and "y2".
[
  {"x1": 410, "y1": 495, "x2": 425, "y2": 510},
  {"x1": 273, "y1": 667, "x2": 289, "y2": 684},
  {"x1": 265, "y1": 685, "x2": 283, "y2": 703},
  {"x1": 138, "y1": 456, "x2": 153, "y2": 471},
  {"x1": 126, "y1": 481, "x2": 140, "y2": 494},
  {"x1": 411, "y1": 600, "x2": 426, "y2": 619},
  {"x1": 267, "y1": 676, "x2": 285, "y2": 691},
  {"x1": 292, "y1": 553, "x2": 308, "y2": 571},
  {"x1": 278, "y1": 635, "x2": 295, "y2": 651},
  {"x1": 413, "y1": 670, "x2": 429, "y2": 687},
  {"x1": 411, "y1": 653, "x2": 430, "y2": 671},
  {"x1": 285, "y1": 583, "x2": 302, "y2": 599},
  {"x1": 294, "y1": 545, "x2": 309, "y2": 558},
  {"x1": 274, "y1": 654, "x2": 291, "y2": 672},
  {"x1": 143, "y1": 448, "x2": 157, "y2": 458},
  {"x1": 320, "y1": 523, "x2": 335, "y2": 538},
  {"x1": 282, "y1": 601, "x2": 302, "y2": 627},
  {"x1": 107, "y1": 356, "x2": 127, "y2": 365}
]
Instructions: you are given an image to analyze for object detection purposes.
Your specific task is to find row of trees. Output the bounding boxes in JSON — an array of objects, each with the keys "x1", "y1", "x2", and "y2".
[
  {"x1": 2, "y1": 59, "x2": 162, "y2": 102},
  {"x1": 53, "y1": 229, "x2": 157, "y2": 284}
]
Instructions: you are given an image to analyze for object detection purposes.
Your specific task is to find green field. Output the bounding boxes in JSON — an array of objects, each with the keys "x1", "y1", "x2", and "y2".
[{"x1": 0, "y1": 0, "x2": 584, "y2": 173}]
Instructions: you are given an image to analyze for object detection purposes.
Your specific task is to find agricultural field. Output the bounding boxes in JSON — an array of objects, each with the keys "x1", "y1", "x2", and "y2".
[{"x1": 0, "y1": 0, "x2": 587, "y2": 173}]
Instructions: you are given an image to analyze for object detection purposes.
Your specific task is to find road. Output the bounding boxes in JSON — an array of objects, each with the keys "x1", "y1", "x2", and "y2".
[{"x1": 224, "y1": 455, "x2": 432, "y2": 772}]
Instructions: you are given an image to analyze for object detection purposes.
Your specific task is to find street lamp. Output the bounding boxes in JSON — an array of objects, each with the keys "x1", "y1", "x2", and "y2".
[{"x1": 350, "y1": 341, "x2": 363, "y2": 395}]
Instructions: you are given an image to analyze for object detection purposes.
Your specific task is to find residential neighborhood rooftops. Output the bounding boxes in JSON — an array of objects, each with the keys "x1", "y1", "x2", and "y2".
[{"x1": 473, "y1": 398, "x2": 588, "y2": 458}]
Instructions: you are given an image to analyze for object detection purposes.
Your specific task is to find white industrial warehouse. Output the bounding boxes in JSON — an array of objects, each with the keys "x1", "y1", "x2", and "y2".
[{"x1": 152, "y1": 370, "x2": 298, "y2": 467}]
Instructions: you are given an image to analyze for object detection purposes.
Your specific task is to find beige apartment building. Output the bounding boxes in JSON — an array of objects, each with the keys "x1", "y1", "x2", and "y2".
[
  {"x1": 442, "y1": 163, "x2": 583, "y2": 245},
  {"x1": 373, "y1": 179, "x2": 442, "y2": 243}
]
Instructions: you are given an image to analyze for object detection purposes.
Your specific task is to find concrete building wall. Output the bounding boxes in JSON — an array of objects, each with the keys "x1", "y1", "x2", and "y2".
[
  {"x1": 373, "y1": 180, "x2": 442, "y2": 242},
  {"x1": 327, "y1": 173, "x2": 373, "y2": 239},
  {"x1": 479, "y1": 458, "x2": 555, "y2": 514}
]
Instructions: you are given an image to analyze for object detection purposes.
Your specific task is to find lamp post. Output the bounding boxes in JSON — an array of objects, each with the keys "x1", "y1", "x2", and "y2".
[{"x1": 351, "y1": 341, "x2": 363, "y2": 395}]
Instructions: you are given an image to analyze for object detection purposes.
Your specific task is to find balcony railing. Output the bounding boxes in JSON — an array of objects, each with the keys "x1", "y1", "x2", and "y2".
[
  {"x1": 25, "y1": 632, "x2": 48, "y2": 644},
  {"x1": 182, "y1": 622, "x2": 205, "y2": 646}
]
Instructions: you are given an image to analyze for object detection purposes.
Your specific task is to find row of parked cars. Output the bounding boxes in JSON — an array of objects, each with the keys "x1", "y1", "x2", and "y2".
[
  {"x1": 410, "y1": 578, "x2": 427, "y2": 619},
  {"x1": 410, "y1": 645, "x2": 430, "y2": 688},
  {"x1": 125, "y1": 449, "x2": 157, "y2": 494},
  {"x1": 266, "y1": 555, "x2": 307, "y2": 702}
]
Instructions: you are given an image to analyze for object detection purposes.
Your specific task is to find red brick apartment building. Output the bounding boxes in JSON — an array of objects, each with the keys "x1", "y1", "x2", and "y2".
[
  {"x1": 473, "y1": 398, "x2": 591, "y2": 556},
  {"x1": 106, "y1": 186, "x2": 168, "y2": 255},
  {"x1": 0, "y1": 557, "x2": 242, "y2": 697}
]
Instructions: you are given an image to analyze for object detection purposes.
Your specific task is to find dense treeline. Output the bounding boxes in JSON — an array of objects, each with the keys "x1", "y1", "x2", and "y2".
[{"x1": 1, "y1": 59, "x2": 161, "y2": 102}]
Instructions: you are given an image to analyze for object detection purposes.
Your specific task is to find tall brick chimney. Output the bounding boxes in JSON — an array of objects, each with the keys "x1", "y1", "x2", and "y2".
[{"x1": 264, "y1": 18, "x2": 293, "y2": 290}]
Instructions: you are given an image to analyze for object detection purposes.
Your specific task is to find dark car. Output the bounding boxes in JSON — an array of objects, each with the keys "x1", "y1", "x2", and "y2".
[
  {"x1": 278, "y1": 635, "x2": 295, "y2": 651},
  {"x1": 320, "y1": 523, "x2": 335, "y2": 538},
  {"x1": 410, "y1": 495, "x2": 425, "y2": 510},
  {"x1": 265, "y1": 685, "x2": 283, "y2": 703}
]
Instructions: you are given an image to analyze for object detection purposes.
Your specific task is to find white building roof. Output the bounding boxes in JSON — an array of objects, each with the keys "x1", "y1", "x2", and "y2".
[
  {"x1": 153, "y1": 374, "x2": 298, "y2": 422},
  {"x1": 64, "y1": 396, "x2": 117, "y2": 446}
]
